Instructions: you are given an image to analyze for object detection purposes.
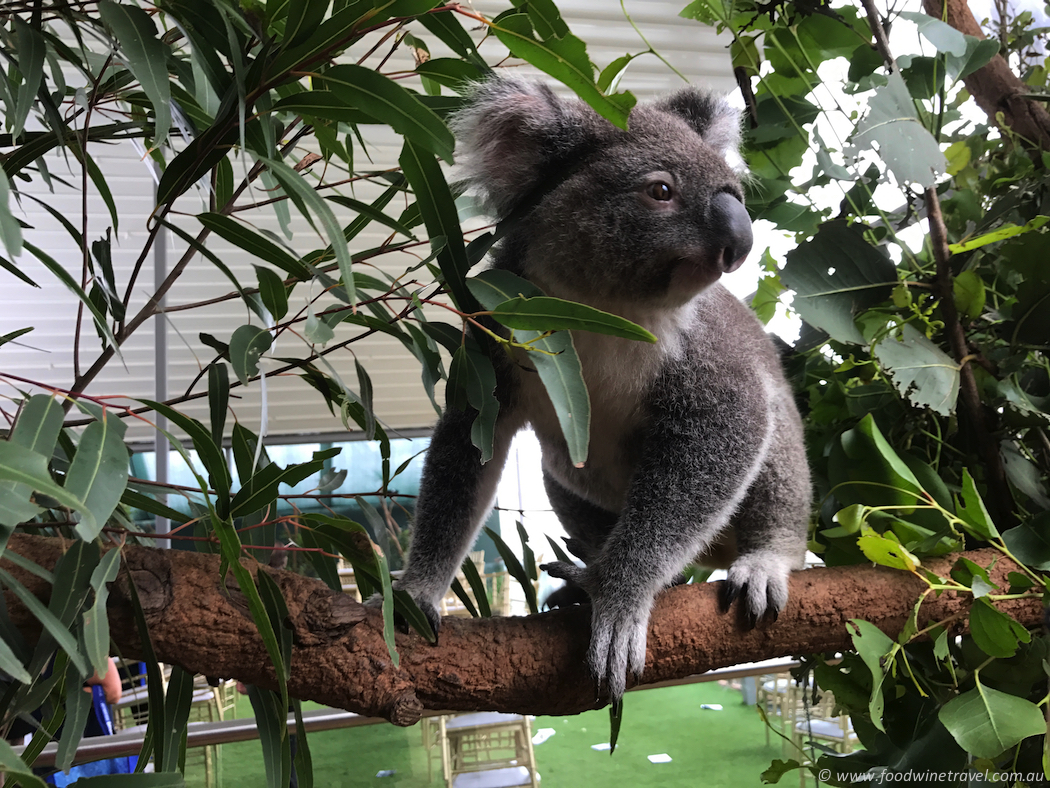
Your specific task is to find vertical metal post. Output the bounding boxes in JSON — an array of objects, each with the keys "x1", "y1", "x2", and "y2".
[{"x1": 153, "y1": 188, "x2": 170, "y2": 549}]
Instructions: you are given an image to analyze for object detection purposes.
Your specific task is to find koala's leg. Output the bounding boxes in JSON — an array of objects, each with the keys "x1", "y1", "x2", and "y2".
[
  {"x1": 545, "y1": 376, "x2": 774, "y2": 703},
  {"x1": 541, "y1": 470, "x2": 618, "y2": 609},
  {"x1": 722, "y1": 404, "x2": 810, "y2": 627},
  {"x1": 385, "y1": 404, "x2": 522, "y2": 637}
]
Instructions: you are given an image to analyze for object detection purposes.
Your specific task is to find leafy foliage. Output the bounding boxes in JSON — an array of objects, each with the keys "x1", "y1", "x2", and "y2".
[{"x1": 683, "y1": 0, "x2": 1050, "y2": 784}]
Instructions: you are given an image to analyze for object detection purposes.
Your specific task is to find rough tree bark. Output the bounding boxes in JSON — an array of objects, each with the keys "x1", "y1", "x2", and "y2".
[
  {"x1": 923, "y1": 0, "x2": 1050, "y2": 151},
  {"x1": 1, "y1": 534, "x2": 1040, "y2": 727}
]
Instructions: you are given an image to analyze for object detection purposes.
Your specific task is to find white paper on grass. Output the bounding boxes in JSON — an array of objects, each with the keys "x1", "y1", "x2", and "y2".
[
  {"x1": 532, "y1": 728, "x2": 556, "y2": 745},
  {"x1": 591, "y1": 743, "x2": 611, "y2": 751},
  {"x1": 648, "y1": 754, "x2": 672, "y2": 764}
]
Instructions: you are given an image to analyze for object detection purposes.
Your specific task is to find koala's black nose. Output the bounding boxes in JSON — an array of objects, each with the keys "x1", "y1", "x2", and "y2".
[{"x1": 710, "y1": 192, "x2": 753, "y2": 273}]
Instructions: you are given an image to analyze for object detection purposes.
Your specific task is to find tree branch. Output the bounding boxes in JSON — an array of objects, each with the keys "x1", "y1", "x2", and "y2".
[
  {"x1": 1, "y1": 535, "x2": 1039, "y2": 727},
  {"x1": 923, "y1": 0, "x2": 1050, "y2": 151}
]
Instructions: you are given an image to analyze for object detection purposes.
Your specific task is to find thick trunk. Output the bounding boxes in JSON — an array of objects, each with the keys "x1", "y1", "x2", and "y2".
[
  {"x1": 923, "y1": 0, "x2": 1050, "y2": 151},
  {"x1": 1, "y1": 534, "x2": 1039, "y2": 726}
]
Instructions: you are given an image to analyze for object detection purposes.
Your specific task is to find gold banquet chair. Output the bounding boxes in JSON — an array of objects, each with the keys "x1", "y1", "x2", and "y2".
[{"x1": 437, "y1": 712, "x2": 540, "y2": 788}]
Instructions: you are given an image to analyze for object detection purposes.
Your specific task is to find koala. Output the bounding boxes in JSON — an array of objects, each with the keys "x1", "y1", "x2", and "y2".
[{"x1": 391, "y1": 76, "x2": 811, "y2": 704}]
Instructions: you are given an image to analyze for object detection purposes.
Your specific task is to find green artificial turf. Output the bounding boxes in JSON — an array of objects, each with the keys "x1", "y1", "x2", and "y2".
[{"x1": 183, "y1": 681, "x2": 786, "y2": 788}]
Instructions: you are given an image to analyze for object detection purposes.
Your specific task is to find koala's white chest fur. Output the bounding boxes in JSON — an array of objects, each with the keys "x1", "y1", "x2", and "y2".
[{"x1": 514, "y1": 296, "x2": 693, "y2": 513}]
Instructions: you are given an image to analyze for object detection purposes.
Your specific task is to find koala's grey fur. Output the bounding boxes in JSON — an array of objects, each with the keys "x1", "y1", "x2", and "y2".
[{"x1": 391, "y1": 76, "x2": 811, "y2": 704}]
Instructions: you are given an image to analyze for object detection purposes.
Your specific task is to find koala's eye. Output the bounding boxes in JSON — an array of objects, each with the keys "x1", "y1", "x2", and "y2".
[{"x1": 646, "y1": 182, "x2": 674, "y2": 201}]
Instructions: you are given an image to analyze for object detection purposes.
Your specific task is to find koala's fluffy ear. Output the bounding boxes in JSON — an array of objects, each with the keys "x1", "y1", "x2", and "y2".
[
  {"x1": 654, "y1": 88, "x2": 742, "y2": 162},
  {"x1": 451, "y1": 76, "x2": 594, "y2": 217}
]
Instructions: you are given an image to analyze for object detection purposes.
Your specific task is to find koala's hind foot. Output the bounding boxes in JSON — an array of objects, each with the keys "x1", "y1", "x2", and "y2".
[
  {"x1": 543, "y1": 561, "x2": 650, "y2": 703},
  {"x1": 363, "y1": 588, "x2": 442, "y2": 642},
  {"x1": 543, "y1": 578, "x2": 590, "y2": 609},
  {"x1": 719, "y1": 551, "x2": 793, "y2": 630}
]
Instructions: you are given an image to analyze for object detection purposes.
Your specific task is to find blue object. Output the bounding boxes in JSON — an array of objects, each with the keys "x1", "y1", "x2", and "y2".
[{"x1": 45, "y1": 685, "x2": 137, "y2": 786}]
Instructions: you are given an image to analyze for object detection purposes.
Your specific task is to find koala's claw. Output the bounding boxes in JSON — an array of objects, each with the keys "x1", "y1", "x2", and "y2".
[
  {"x1": 721, "y1": 552, "x2": 792, "y2": 629},
  {"x1": 542, "y1": 561, "x2": 648, "y2": 704}
]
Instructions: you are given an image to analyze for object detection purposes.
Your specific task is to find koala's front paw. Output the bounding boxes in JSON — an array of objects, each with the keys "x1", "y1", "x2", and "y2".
[
  {"x1": 364, "y1": 589, "x2": 442, "y2": 641},
  {"x1": 542, "y1": 561, "x2": 649, "y2": 703},
  {"x1": 720, "y1": 552, "x2": 792, "y2": 630}
]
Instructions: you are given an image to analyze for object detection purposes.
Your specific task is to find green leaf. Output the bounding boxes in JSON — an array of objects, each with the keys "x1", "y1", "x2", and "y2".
[
  {"x1": 213, "y1": 517, "x2": 289, "y2": 707},
  {"x1": 259, "y1": 155, "x2": 357, "y2": 306},
  {"x1": 489, "y1": 12, "x2": 634, "y2": 130},
  {"x1": 229, "y1": 324, "x2": 273, "y2": 385},
  {"x1": 99, "y1": 0, "x2": 172, "y2": 146},
  {"x1": 316, "y1": 65, "x2": 454, "y2": 162},
  {"x1": 544, "y1": 534, "x2": 574, "y2": 565},
  {"x1": 1002, "y1": 512, "x2": 1050, "y2": 570},
  {"x1": 282, "y1": 0, "x2": 331, "y2": 48},
  {"x1": 56, "y1": 657, "x2": 94, "y2": 772},
  {"x1": 143, "y1": 400, "x2": 231, "y2": 514},
  {"x1": 484, "y1": 526, "x2": 538, "y2": 614},
  {"x1": 9, "y1": 18, "x2": 46, "y2": 140},
  {"x1": 159, "y1": 220, "x2": 267, "y2": 321},
  {"x1": 830, "y1": 414, "x2": 928, "y2": 510},
  {"x1": 857, "y1": 531, "x2": 919, "y2": 571},
  {"x1": 969, "y1": 597, "x2": 1031, "y2": 658},
  {"x1": 488, "y1": 296, "x2": 657, "y2": 342},
  {"x1": 64, "y1": 411, "x2": 129, "y2": 541},
  {"x1": 946, "y1": 36, "x2": 1000, "y2": 81},
  {"x1": 82, "y1": 546, "x2": 121, "y2": 677},
  {"x1": 0, "y1": 739, "x2": 48, "y2": 788},
  {"x1": 0, "y1": 632, "x2": 31, "y2": 683},
  {"x1": 948, "y1": 216, "x2": 1049, "y2": 254},
  {"x1": 0, "y1": 394, "x2": 63, "y2": 530},
  {"x1": 208, "y1": 363, "x2": 230, "y2": 447},
  {"x1": 898, "y1": 11, "x2": 967, "y2": 56},
  {"x1": 24, "y1": 241, "x2": 121, "y2": 356},
  {"x1": 326, "y1": 194, "x2": 417, "y2": 240},
  {"x1": 939, "y1": 678, "x2": 1044, "y2": 759},
  {"x1": 956, "y1": 468, "x2": 999, "y2": 541},
  {"x1": 952, "y1": 270, "x2": 986, "y2": 320},
  {"x1": 853, "y1": 71, "x2": 946, "y2": 188},
  {"x1": 0, "y1": 166, "x2": 23, "y2": 261},
  {"x1": 246, "y1": 684, "x2": 292, "y2": 788},
  {"x1": 850, "y1": 618, "x2": 895, "y2": 732},
  {"x1": 198, "y1": 213, "x2": 311, "y2": 280},
  {"x1": 0, "y1": 441, "x2": 95, "y2": 534},
  {"x1": 255, "y1": 265, "x2": 289, "y2": 321},
  {"x1": 781, "y1": 220, "x2": 897, "y2": 344},
  {"x1": 459, "y1": 555, "x2": 491, "y2": 617},
  {"x1": 0, "y1": 568, "x2": 90, "y2": 675},
  {"x1": 398, "y1": 139, "x2": 473, "y2": 310},
  {"x1": 230, "y1": 450, "x2": 335, "y2": 518},
  {"x1": 469, "y1": 270, "x2": 590, "y2": 465},
  {"x1": 872, "y1": 324, "x2": 960, "y2": 417},
  {"x1": 447, "y1": 341, "x2": 500, "y2": 462},
  {"x1": 160, "y1": 664, "x2": 194, "y2": 772}
]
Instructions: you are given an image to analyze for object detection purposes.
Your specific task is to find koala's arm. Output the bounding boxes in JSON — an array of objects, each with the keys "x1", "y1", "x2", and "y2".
[
  {"x1": 392, "y1": 403, "x2": 521, "y2": 636},
  {"x1": 545, "y1": 364, "x2": 775, "y2": 702}
]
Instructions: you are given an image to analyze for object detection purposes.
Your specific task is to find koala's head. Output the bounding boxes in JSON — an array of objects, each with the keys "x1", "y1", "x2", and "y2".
[{"x1": 452, "y1": 76, "x2": 753, "y2": 308}]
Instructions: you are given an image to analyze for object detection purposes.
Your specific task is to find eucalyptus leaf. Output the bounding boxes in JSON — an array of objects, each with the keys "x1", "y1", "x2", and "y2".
[
  {"x1": 64, "y1": 411, "x2": 129, "y2": 541},
  {"x1": 99, "y1": 0, "x2": 172, "y2": 146},
  {"x1": 852, "y1": 71, "x2": 946, "y2": 188},
  {"x1": 939, "y1": 679, "x2": 1044, "y2": 759},
  {"x1": 229, "y1": 324, "x2": 273, "y2": 386},
  {"x1": 872, "y1": 324, "x2": 960, "y2": 417},
  {"x1": 781, "y1": 220, "x2": 897, "y2": 345}
]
